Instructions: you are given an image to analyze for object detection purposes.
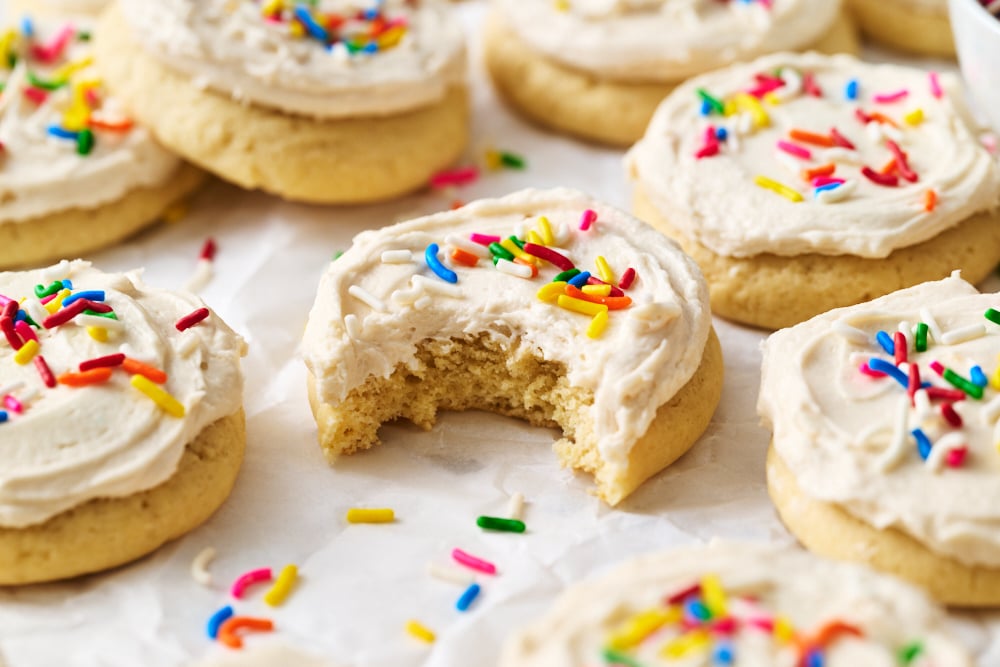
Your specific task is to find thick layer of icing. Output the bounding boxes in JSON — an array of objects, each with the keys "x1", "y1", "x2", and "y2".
[
  {"x1": 118, "y1": 0, "x2": 467, "y2": 119},
  {"x1": 0, "y1": 18, "x2": 181, "y2": 223},
  {"x1": 301, "y1": 188, "x2": 711, "y2": 468},
  {"x1": 628, "y1": 52, "x2": 1000, "y2": 259},
  {"x1": 760, "y1": 275, "x2": 1000, "y2": 567},
  {"x1": 493, "y1": 0, "x2": 842, "y2": 83},
  {"x1": 0, "y1": 261, "x2": 245, "y2": 528},
  {"x1": 501, "y1": 542, "x2": 970, "y2": 666}
]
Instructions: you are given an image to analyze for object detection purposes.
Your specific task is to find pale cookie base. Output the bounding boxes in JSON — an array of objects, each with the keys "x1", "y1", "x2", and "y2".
[
  {"x1": 848, "y1": 0, "x2": 954, "y2": 58},
  {"x1": 633, "y1": 185, "x2": 1000, "y2": 330},
  {"x1": 9, "y1": 0, "x2": 107, "y2": 17},
  {"x1": 483, "y1": 11, "x2": 859, "y2": 147},
  {"x1": 94, "y1": 5, "x2": 469, "y2": 205},
  {"x1": 0, "y1": 163, "x2": 204, "y2": 270},
  {"x1": 308, "y1": 329, "x2": 723, "y2": 506},
  {"x1": 0, "y1": 410, "x2": 245, "y2": 585},
  {"x1": 767, "y1": 445, "x2": 1000, "y2": 607}
]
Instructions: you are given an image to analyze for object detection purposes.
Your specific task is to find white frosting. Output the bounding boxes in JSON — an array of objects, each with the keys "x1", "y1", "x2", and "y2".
[
  {"x1": 302, "y1": 188, "x2": 711, "y2": 468},
  {"x1": 118, "y1": 0, "x2": 467, "y2": 119},
  {"x1": 0, "y1": 18, "x2": 181, "y2": 223},
  {"x1": 0, "y1": 261, "x2": 245, "y2": 528},
  {"x1": 493, "y1": 0, "x2": 842, "y2": 83},
  {"x1": 628, "y1": 52, "x2": 1000, "y2": 259},
  {"x1": 501, "y1": 542, "x2": 971, "y2": 666},
  {"x1": 33, "y1": 0, "x2": 111, "y2": 15},
  {"x1": 760, "y1": 275, "x2": 1000, "y2": 568}
]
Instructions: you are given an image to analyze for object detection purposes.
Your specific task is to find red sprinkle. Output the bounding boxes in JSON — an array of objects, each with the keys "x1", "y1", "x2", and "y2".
[
  {"x1": 861, "y1": 167, "x2": 899, "y2": 187},
  {"x1": 926, "y1": 387, "x2": 965, "y2": 401},
  {"x1": 23, "y1": 86, "x2": 48, "y2": 105},
  {"x1": 199, "y1": 238, "x2": 217, "y2": 261},
  {"x1": 522, "y1": 243, "x2": 574, "y2": 271},
  {"x1": 885, "y1": 140, "x2": 918, "y2": 182},
  {"x1": 893, "y1": 331, "x2": 907, "y2": 366},
  {"x1": 618, "y1": 267, "x2": 637, "y2": 290},
  {"x1": 802, "y1": 71, "x2": 822, "y2": 97},
  {"x1": 1, "y1": 318, "x2": 22, "y2": 350},
  {"x1": 1, "y1": 301, "x2": 16, "y2": 320},
  {"x1": 79, "y1": 353, "x2": 126, "y2": 372},
  {"x1": 941, "y1": 403, "x2": 963, "y2": 428},
  {"x1": 665, "y1": 583, "x2": 701, "y2": 605},
  {"x1": 42, "y1": 299, "x2": 109, "y2": 329},
  {"x1": 908, "y1": 363, "x2": 921, "y2": 404},
  {"x1": 947, "y1": 447, "x2": 967, "y2": 468},
  {"x1": 829, "y1": 128, "x2": 855, "y2": 150},
  {"x1": 429, "y1": 166, "x2": 478, "y2": 189},
  {"x1": 860, "y1": 363, "x2": 885, "y2": 378},
  {"x1": 929, "y1": 361, "x2": 945, "y2": 376},
  {"x1": 586, "y1": 276, "x2": 625, "y2": 297},
  {"x1": 14, "y1": 320, "x2": 36, "y2": 343},
  {"x1": 176, "y1": 307, "x2": 210, "y2": 332},
  {"x1": 34, "y1": 355, "x2": 56, "y2": 388}
]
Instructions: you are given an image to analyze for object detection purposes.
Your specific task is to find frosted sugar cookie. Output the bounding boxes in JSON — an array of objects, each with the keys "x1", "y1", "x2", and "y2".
[
  {"x1": 501, "y1": 542, "x2": 971, "y2": 666},
  {"x1": 761, "y1": 275, "x2": 1000, "y2": 606},
  {"x1": 629, "y1": 52, "x2": 1000, "y2": 330},
  {"x1": 302, "y1": 188, "x2": 723, "y2": 505},
  {"x1": 95, "y1": 0, "x2": 468, "y2": 204},
  {"x1": 0, "y1": 15, "x2": 204, "y2": 269},
  {"x1": 9, "y1": 1, "x2": 110, "y2": 18},
  {"x1": 0, "y1": 261, "x2": 246, "y2": 585},
  {"x1": 848, "y1": 0, "x2": 954, "y2": 57},
  {"x1": 484, "y1": 0, "x2": 859, "y2": 146}
]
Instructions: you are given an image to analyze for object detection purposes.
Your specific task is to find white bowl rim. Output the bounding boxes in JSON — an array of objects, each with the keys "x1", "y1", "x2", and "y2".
[{"x1": 953, "y1": 0, "x2": 1000, "y2": 39}]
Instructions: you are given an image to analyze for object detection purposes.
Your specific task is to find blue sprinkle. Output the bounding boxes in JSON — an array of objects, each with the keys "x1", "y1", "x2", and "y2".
[
  {"x1": 912, "y1": 428, "x2": 932, "y2": 460},
  {"x1": 713, "y1": 642, "x2": 734, "y2": 665},
  {"x1": 424, "y1": 243, "x2": 457, "y2": 284},
  {"x1": 361, "y1": 42, "x2": 378, "y2": 54},
  {"x1": 20, "y1": 16, "x2": 34, "y2": 38},
  {"x1": 0, "y1": 411, "x2": 7, "y2": 424},
  {"x1": 845, "y1": 78, "x2": 859, "y2": 101},
  {"x1": 699, "y1": 100, "x2": 712, "y2": 116},
  {"x1": 47, "y1": 125, "x2": 79, "y2": 140},
  {"x1": 62, "y1": 290, "x2": 105, "y2": 307},
  {"x1": 456, "y1": 583, "x2": 480, "y2": 612},
  {"x1": 293, "y1": 6, "x2": 329, "y2": 42},
  {"x1": 971, "y1": 365, "x2": 989, "y2": 387},
  {"x1": 14, "y1": 310, "x2": 26, "y2": 323},
  {"x1": 684, "y1": 598, "x2": 711, "y2": 621},
  {"x1": 715, "y1": 127, "x2": 728, "y2": 141},
  {"x1": 875, "y1": 330, "x2": 895, "y2": 356},
  {"x1": 568, "y1": 271, "x2": 591, "y2": 289},
  {"x1": 867, "y1": 358, "x2": 908, "y2": 388},
  {"x1": 806, "y1": 650, "x2": 824, "y2": 667},
  {"x1": 363, "y1": 8, "x2": 380, "y2": 20},
  {"x1": 206, "y1": 605, "x2": 233, "y2": 639},
  {"x1": 61, "y1": 279, "x2": 72, "y2": 290},
  {"x1": 813, "y1": 182, "x2": 842, "y2": 194}
]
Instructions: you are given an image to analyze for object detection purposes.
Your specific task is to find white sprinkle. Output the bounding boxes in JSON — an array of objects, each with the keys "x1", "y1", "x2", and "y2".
[
  {"x1": 941, "y1": 324, "x2": 986, "y2": 345},
  {"x1": 344, "y1": 314, "x2": 361, "y2": 339},
  {"x1": 881, "y1": 123, "x2": 904, "y2": 143},
  {"x1": 380, "y1": 249, "x2": 413, "y2": 264},
  {"x1": 427, "y1": 563, "x2": 474, "y2": 586},
  {"x1": 913, "y1": 388, "x2": 932, "y2": 424},
  {"x1": 412, "y1": 275, "x2": 463, "y2": 298},
  {"x1": 18, "y1": 387, "x2": 39, "y2": 404},
  {"x1": 553, "y1": 222, "x2": 571, "y2": 246},
  {"x1": 178, "y1": 332, "x2": 201, "y2": 358},
  {"x1": 819, "y1": 148, "x2": 863, "y2": 165},
  {"x1": 897, "y1": 321, "x2": 912, "y2": 344},
  {"x1": 77, "y1": 314, "x2": 124, "y2": 331},
  {"x1": 348, "y1": 285, "x2": 387, "y2": 312},
  {"x1": 183, "y1": 259, "x2": 213, "y2": 293},
  {"x1": 445, "y1": 234, "x2": 490, "y2": 259},
  {"x1": 737, "y1": 111, "x2": 753, "y2": 136},
  {"x1": 778, "y1": 68, "x2": 803, "y2": 98},
  {"x1": 982, "y1": 396, "x2": 1000, "y2": 425},
  {"x1": 391, "y1": 286, "x2": 423, "y2": 306},
  {"x1": 925, "y1": 432, "x2": 966, "y2": 472},
  {"x1": 495, "y1": 258, "x2": 534, "y2": 279},
  {"x1": 865, "y1": 122, "x2": 884, "y2": 143},
  {"x1": 775, "y1": 151, "x2": 805, "y2": 175},
  {"x1": 190, "y1": 547, "x2": 216, "y2": 587},
  {"x1": 22, "y1": 299, "x2": 49, "y2": 328},
  {"x1": 817, "y1": 179, "x2": 857, "y2": 204},
  {"x1": 832, "y1": 319, "x2": 869, "y2": 345},
  {"x1": 919, "y1": 308, "x2": 943, "y2": 344},
  {"x1": 726, "y1": 122, "x2": 741, "y2": 152},
  {"x1": 507, "y1": 492, "x2": 525, "y2": 521},
  {"x1": 40, "y1": 260, "x2": 70, "y2": 283},
  {"x1": 414, "y1": 295, "x2": 433, "y2": 310},
  {"x1": 0, "y1": 381, "x2": 25, "y2": 397},
  {"x1": 877, "y1": 394, "x2": 912, "y2": 472}
]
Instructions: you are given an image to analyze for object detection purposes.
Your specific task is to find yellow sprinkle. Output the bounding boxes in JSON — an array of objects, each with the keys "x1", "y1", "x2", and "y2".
[
  {"x1": 660, "y1": 629, "x2": 710, "y2": 659},
  {"x1": 131, "y1": 375, "x2": 185, "y2": 417},
  {"x1": 346, "y1": 508, "x2": 395, "y2": 523},
  {"x1": 754, "y1": 175, "x2": 803, "y2": 203},
  {"x1": 734, "y1": 93, "x2": 769, "y2": 128},
  {"x1": 526, "y1": 229, "x2": 543, "y2": 245},
  {"x1": 87, "y1": 326, "x2": 109, "y2": 342},
  {"x1": 484, "y1": 148, "x2": 503, "y2": 171},
  {"x1": 992, "y1": 356, "x2": 1000, "y2": 390},
  {"x1": 904, "y1": 108, "x2": 924, "y2": 126},
  {"x1": 0, "y1": 29, "x2": 16, "y2": 63},
  {"x1": 378, "y1": 26, "x2": 406, "y2": 49},
  {"x1": 700, "y1": 574, "x2": 727, "y2": 618},
  {"x1": 13, "y1": 339, "x2": 39, "y2": 365},
  {"x1": 773, "y1": 615, "x2": 796, "y2": 644},
  {"x1": 553, "y1": 0, "x2": 571, "y2": 10},
  {"x1": 62, "y1": 108, "x2": 90, "y2": 132},
  {"x1": 537, "y1": 282, "x2": 567, "y2": 302},
  {"x1": 263, "y1": 564, "x2": 298, "y2": 607},
  {"x1": 53, "y1": 56, "x2": 93, "y2": 82},
  {"x1": 763, "y1": 92, "x2": 781, "y2": 106},
  {"x1": 606, "y1": 607, "x2": 680, "y2": 651},
  {"x1": 161, "y1": 201, "x2": 188, "y2": 224},
  {"x1": 44, "y1": 289, "x2": 71, "y2": 314},
  {"x1": 500, "y1": 238, "x2": 535, "y2": 264},
  {"x1": 581, "y1": 284, "x2": 612, "y2": 296},
  {"x1": 406, "y1": 620, "x2": 436, "y2": 643},
  {"x1": 723, "y1": 99, "x2": 738, "y2": 117},
  {"x1": 289, "y1": 20, "x2": 305, "y2": 37},
  {"x1": 594, "y1": 255, "x2": 614, "y2": 284},
  {"x1": 586, "y1": 311, "x2": 608, "y2": 339},
  {"x1": 260, "y1": 0, "x2": 283, "y2": 14},
  {"x1": 536, "y1": 216, "x2": 554, "y2": 245},
  {"x1": 557, "y1": 295, "x2": 608, "y2": 317}
]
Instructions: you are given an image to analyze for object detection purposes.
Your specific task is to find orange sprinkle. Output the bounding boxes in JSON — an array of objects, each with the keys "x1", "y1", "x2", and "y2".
[
  {"x1": 217, "y1": 616, "x2": 275, "y2": 649},
  {"x1": 924, "y1": 189, "x2": 937, "y2": 212},
  {"x1": 88, "y1": 117, "x2": 134, "y2": 132},
  {"x1": 564, "y1": 285, "x2": 632, "y2": 310},
  {"x1": 122, "y1": 358, "x2": 168, "y2": 384},
  {"x1": 880, "y1": 159, "x2": 897, "y2": 175},
  {"x1": 513, "y1": 257, "x2": 539, "y2": 278},
  {"x1": 808, "y1": 620, "x2": 864, "y2": 648},
  {"x1": 58, "y1": 368, "x2": 113, "y2": 387},
  {"x1": 802, "y1": 163, "x2": 835, "y2": 181},
  {"x1": 450, "y1": 248, "x2": 479, "y2": 267},
  {"x1": 869, "y1": 112, "x2": 899, "y2": 128},
  {"x1": 449, "y1": 200, "x2": 465, "y2": 210},
  {"x1": 789, "y1": 129, "x2": 835, "y2": 147}
]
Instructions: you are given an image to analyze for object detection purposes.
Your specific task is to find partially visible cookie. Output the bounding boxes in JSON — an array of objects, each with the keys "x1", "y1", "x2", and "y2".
[
  {"x1": 9, "y1": 0, "x2": 110, "y2": 17},
  {"x1": 848, "y1": 0, "x2": 954, "y2": 57}
]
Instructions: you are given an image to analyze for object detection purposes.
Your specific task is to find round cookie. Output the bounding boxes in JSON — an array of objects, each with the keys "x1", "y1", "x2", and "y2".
[
  {"x1": 501, "y1": 542, "x2": 972, "y2": 666},
  {"x1": 848, "y1": 0, "x2": 954, "y2": 57},
  {"x1": 0, "y1": 261, "x2": 246, "y2": 585},
  {"x1": 94, "y1": 0, "x2": 468, "y2": 205},
  {"x1": 760, "y1": 275, "x2": 1000, "y2": 606},
  {"x1": 484, "y1": 0, "x2": 859, "y2": 147},
  {"x1": 628, "y1": 52, "x2": 1000, "y2": 330},
  {"x1": 0, "y1": 16, "x2": 205, "y2": 269},
  {"x1": 302, "y1": 188, "x2": 723, "y2": 506}
]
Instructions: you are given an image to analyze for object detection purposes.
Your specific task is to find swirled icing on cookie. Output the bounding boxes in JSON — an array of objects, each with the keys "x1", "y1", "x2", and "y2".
[
  {"x1": 0, "y1": 260, "x2": 245, "y2": 528},
  {"x1": 760, "y1": 274, "x2": 1000, "y2": 567},
  {"x1": 628, "y1": 52, "x2": 1000, "y2": 259},
  {"x1": 0, "y1": 17, "x2": 180, "y2": 223},
  {"x1": 118, "y1": 0, "x2": 466, "y2": 119},
  {"x1": 493, "y1": 0, "x2": 842, "y2": 82}
]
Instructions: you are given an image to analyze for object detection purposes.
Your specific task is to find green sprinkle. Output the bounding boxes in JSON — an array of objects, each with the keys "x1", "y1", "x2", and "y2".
[
  {"x1": 84, "y1": 310, "x2": 117, "y2": 320},
  {"x1": 76, "y1": 129, "x2": 94, "y2": 156},
  {"x1": 508, "y1": 235, "x2": 525, "y2": 250},
  {"x1": 76, "y1": 31, "x2": 92, "y2": 42},
  {"x1": 899, "y1": 641, "x2": 923, "y2": 665},
  {"x1": 986, "y1": 308, "x2": 1000, "y2": 326},
  {"x1": 332, "y1": 250, "x2": 344, "y2": 261},
  {"x1": 553, "y1": 268, "x2": 581, "y2": 282},
  {"x1": 488, "y1": 242, "x2": 514, "y2": 262},
  {"x1": 34, "y1": 281, "x2": 62, "y2": 298},
  {"x1": 499, "y1": 151, "x2": 526, "y2": 170},
  {"x1": 476, "y1": 516, "x2": 526, "y2": 533},
  {"x1": 915, "y1": 322, "x2": 928, "y2": 352},
  {"x1": 696, "y1": 88, "x2": 725, "y2": 115},
  {"x1": 601, "y1": 648, "x2": 642, "y2": 667},
  {"x1": 943, "y1": 368, "x2": 983, "y2": 400},
  {"x1": 26, "y1": 71, "x2": 65, "y2": 91}
]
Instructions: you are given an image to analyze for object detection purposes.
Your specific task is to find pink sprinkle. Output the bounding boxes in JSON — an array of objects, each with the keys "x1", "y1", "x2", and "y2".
[
  {"x1": 31, "y1": 24, "x2": 75, "y2": 63},
  {"x1": 0, "y1": 295, "x2": 12, "y2": 307},
  {"x1": 618, "y1": 267, "x2": 637, "y2": 290},
  {"x1": 4, "y1": 394, "x2": 22, "y2": 414},
  {"x1": 803, "y1": 72, "x2": 822, "y2": 97},
  {"x1": 84, "y1": 88, "x2": 100, "y2": 108},
  {"x1": 230, "y1": 567, "x2": 272, "y2": 599},
  {"x1": 812, "y1": 177, "x2": 845, "y2": 187},
  {"x1": 579, "y1": 209, "x2": 597, "y2": 231},
  {"x1": 710, "y1": 617, "x2": 738, "y2": 635},
  {"x1": 746, "y1": 76, "x2": 785, "y2": 99},
  {"x1": 429, "y1": 166, "x2": 479, "y2": 189},
  {"x1": 747, "y1": 617, "x2": 775, "y2": 633},
  {"x1": 695, "y1": 144, "x2": 720, "y2": 159},
  {"x1": 23, "y1": 86, "x2": 48, "y2": 105},
  {"x1": 777, "y1": 140, "x2": 811, "y2": 160},
  {"x1": 873, "y1": 89, "x2": 909, "y2": 104},
  {"x1": 14, "y1": 320, "x2": 36, "y2": 343},
  {"x1": 451, "y1": 548, "x2": 496, "y2": 575},
  {"x1": 929, "y1": 361, "x2": 945, "y2": 376},
  {"x1": 947, "y1": 446, "x2": 967, "y2": 468},
  {"x1": 469, "y1": 233, "x2": 500, "y2": 246},
  {"x1": 929, "y1": 72, "x2": 943, "y2": 99},
  {"x1": 199, "y1": 238, "x2": 217, "y2": 261},
  {"x1": 39, "y1": 292, "x2": 59, "y2": 305},
  {"x1": 860, "y1": 363, "x2": 886, "y2": 378}
]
